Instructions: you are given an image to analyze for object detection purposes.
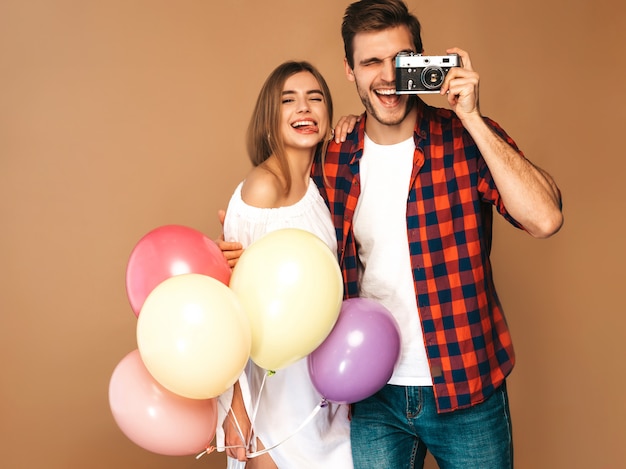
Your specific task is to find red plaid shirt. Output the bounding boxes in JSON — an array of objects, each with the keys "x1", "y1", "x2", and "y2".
[{"x1": 312, "y1": 99, "x2": 524, "y2": 413}]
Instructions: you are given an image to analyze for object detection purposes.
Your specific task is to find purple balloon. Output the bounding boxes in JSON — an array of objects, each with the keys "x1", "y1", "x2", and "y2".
[{"x1": 307, "y1": 298, "x2": 401, "y2": 404}]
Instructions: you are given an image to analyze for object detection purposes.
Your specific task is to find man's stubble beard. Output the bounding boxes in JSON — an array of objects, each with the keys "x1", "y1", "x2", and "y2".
[{"x1": 355, "y1": 81, "x2": 416, "y2": 127}]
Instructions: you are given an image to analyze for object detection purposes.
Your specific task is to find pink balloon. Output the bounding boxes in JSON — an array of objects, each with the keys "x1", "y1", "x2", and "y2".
[
  {"x1": 125, "y1": 225, "x2": 231, "y2": 316},
  {"x1": 307, "y1": 298, "x2": 401, "y2": 404},
  {"x1": 108, "y1": 349, "x2": 218, "y2": 456}
]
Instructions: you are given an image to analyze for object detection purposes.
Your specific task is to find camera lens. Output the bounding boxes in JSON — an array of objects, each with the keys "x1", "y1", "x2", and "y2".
[{"x1": 420, "y1": 66, "x2": 444, "y2": 90}]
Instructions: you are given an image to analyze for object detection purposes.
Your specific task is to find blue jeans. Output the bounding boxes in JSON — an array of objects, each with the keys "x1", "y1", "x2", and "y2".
[{"x1": 350, "y1": 382, "x2": 513, "y2": 469}]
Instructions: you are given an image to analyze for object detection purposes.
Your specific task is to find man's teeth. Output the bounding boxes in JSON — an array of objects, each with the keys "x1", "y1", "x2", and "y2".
[{"x1": 376, "y1": 89, "x2": 396, "y2": 95}]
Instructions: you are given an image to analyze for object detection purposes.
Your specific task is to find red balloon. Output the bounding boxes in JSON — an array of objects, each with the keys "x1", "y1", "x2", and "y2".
[
  {"x1": 125, "y1": 225, "x2": 231, "y2": 316},
  {"x1": 109, "y1": 349, "x2": 218, "y2": 456}
]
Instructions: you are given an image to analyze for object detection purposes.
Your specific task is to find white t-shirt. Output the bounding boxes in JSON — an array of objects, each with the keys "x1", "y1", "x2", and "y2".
[
  {"x1": 217, "y1": 178, "x2": 352, "y2": 469},
  {"x1": 353, "y1": 134, "x2": 432, "y2": 386}
]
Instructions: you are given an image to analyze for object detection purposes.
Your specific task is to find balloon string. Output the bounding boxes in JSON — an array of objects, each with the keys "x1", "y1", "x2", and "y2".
[
  {"x1": 196, "y1": 443, "x2": 247, "y2": 459},
  {"x1": 247, "y1": 369, "x2": 270, "y2": 447},
  {"x1": 196, "y1": 425, "x2": 248, "y2": 460},
  {"x1": 197, "y1": 370, "x2": 273, "y2": 460},
  {"x1": 196, "y1": 385, "x2": 254, "y2": 460},
  {"x1": 246, "y1": 399, "x2": 327, "y2": 459},
  {"x1": 197, "y1": 373, "x2": 325, "y2": 460}
]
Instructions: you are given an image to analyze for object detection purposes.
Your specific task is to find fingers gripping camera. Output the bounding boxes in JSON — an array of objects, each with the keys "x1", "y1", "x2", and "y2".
[{"x1": 395, "y1": 52, "x2": 460, "y2": 94}]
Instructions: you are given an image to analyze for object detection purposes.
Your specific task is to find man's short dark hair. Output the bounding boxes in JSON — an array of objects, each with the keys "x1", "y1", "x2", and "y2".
[{"x1": 342, "y1": 0, "x2": 424, "y2": 69}]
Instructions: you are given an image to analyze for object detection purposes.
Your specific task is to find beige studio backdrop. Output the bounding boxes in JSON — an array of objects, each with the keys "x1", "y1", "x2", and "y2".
[{"x1": 1, "y1": 1, "x2": 625, "y2": 468}]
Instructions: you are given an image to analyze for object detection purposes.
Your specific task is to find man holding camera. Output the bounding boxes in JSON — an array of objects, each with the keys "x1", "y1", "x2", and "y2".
[
  {"x1": 218, "y1": 0, "x2": 563, "y2": 466},
  {"x1": 312, "y1": 1, "x2": 563, "y2": 468}
]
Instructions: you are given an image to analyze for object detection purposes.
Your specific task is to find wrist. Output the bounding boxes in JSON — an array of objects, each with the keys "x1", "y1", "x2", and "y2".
[{"x1": 457, "y1": 109, "x2": 484, "y2": 129}]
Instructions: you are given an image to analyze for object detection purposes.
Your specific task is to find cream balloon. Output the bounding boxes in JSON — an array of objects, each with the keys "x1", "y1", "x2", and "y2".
[
  {"x1": 137, "y1": 273, "x2": 251, "y2": 399},
  {"x1": 229, "y1": 228, "x2": 343, "y2": 371}
]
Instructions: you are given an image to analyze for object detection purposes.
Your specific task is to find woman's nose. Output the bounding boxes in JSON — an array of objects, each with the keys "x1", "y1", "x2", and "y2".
[{"x1": 297, "y1": 100, "x2": 311, "y2": 113}]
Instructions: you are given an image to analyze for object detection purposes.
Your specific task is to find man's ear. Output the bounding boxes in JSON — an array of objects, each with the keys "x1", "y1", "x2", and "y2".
[{"x1": 344, "y1": 57, "x2": 355, "y2": 82}]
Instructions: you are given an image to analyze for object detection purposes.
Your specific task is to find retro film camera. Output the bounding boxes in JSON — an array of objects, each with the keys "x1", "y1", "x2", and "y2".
[{"x1": 395, "y1": 52, "x2": 460, "y2": 94}]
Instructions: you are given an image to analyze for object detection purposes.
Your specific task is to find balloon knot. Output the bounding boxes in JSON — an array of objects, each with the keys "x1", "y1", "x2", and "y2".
[
  {"x1": 267, "y1": 370, "x2": 276, "y2": 376},
  {"x1": 320, "y1": 398, "x2": 329, "y2": 408},
  {"x1": 195, "y1": 445, "x2": 216, "y2": 459}
]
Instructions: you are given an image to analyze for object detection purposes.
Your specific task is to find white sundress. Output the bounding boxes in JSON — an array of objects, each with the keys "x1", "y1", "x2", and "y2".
[{"x1": 216, "y1": 178, "x2": 353, "y2": 469}]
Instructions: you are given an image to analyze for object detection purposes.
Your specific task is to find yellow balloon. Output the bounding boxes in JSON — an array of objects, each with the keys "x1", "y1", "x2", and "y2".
[
  {"x1": 137, "y1": 274, "x2": 251, "y2": 399},
  {"x1": 229, "y1": 228, "x2": 343, "y2": 371}
]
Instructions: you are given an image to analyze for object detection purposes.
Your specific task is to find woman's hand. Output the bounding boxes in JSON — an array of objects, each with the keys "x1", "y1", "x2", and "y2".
[
  {"x1": 333, "y1": 114, "x2": 362, "y2": 143},
  {"x1": 215, "y1": 209, "x2": 244, "y2": 268},
  {"x1": 224, "y1": 382, "x2": 251, "y2": 461}
]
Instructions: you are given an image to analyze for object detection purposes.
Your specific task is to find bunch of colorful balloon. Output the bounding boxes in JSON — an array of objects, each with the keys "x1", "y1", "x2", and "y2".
[
  {"x1": 108, "y1": 225, "x2": 251, "y2": 456},
  {"x1": 108, "y1": 224, "x2": 402, "y2": 457}
]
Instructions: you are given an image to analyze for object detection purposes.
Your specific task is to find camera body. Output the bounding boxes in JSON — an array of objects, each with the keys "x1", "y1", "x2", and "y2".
[{"x1": 395, "y1": 52, "x2": 460, "y2": 94}]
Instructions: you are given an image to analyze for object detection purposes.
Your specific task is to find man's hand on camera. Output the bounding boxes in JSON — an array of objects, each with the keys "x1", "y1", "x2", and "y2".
[{"x1": 440, "y1": 47, "x2": 481, "y2": 120}]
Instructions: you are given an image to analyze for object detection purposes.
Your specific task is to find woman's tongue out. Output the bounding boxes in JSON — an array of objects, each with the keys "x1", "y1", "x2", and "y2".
[{"x1": 293, "y1": 120, "x2": 318, "y2": 134}]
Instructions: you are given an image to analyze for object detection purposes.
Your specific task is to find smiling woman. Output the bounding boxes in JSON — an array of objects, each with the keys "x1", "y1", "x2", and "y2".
[
  {"x1": 216, "y1": 61, "x2": 352, "y2": 469},
  {"x1": 243, "y1": 62, "x2": 333, "y2": 207}
]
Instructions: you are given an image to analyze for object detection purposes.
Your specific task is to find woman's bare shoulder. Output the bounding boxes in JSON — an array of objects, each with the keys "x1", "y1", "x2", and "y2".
[{"x1": 240, "y1": 165, "x2": 283, "y2": 208}]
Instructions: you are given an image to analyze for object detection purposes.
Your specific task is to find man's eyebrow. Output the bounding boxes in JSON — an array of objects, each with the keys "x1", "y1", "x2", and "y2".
[
  {"x1": 359, "y1": 49, "x2": 414, "y2": 65},
  {"x1": 359, "y1": 56, "x2": 382, "y2": 65}
]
